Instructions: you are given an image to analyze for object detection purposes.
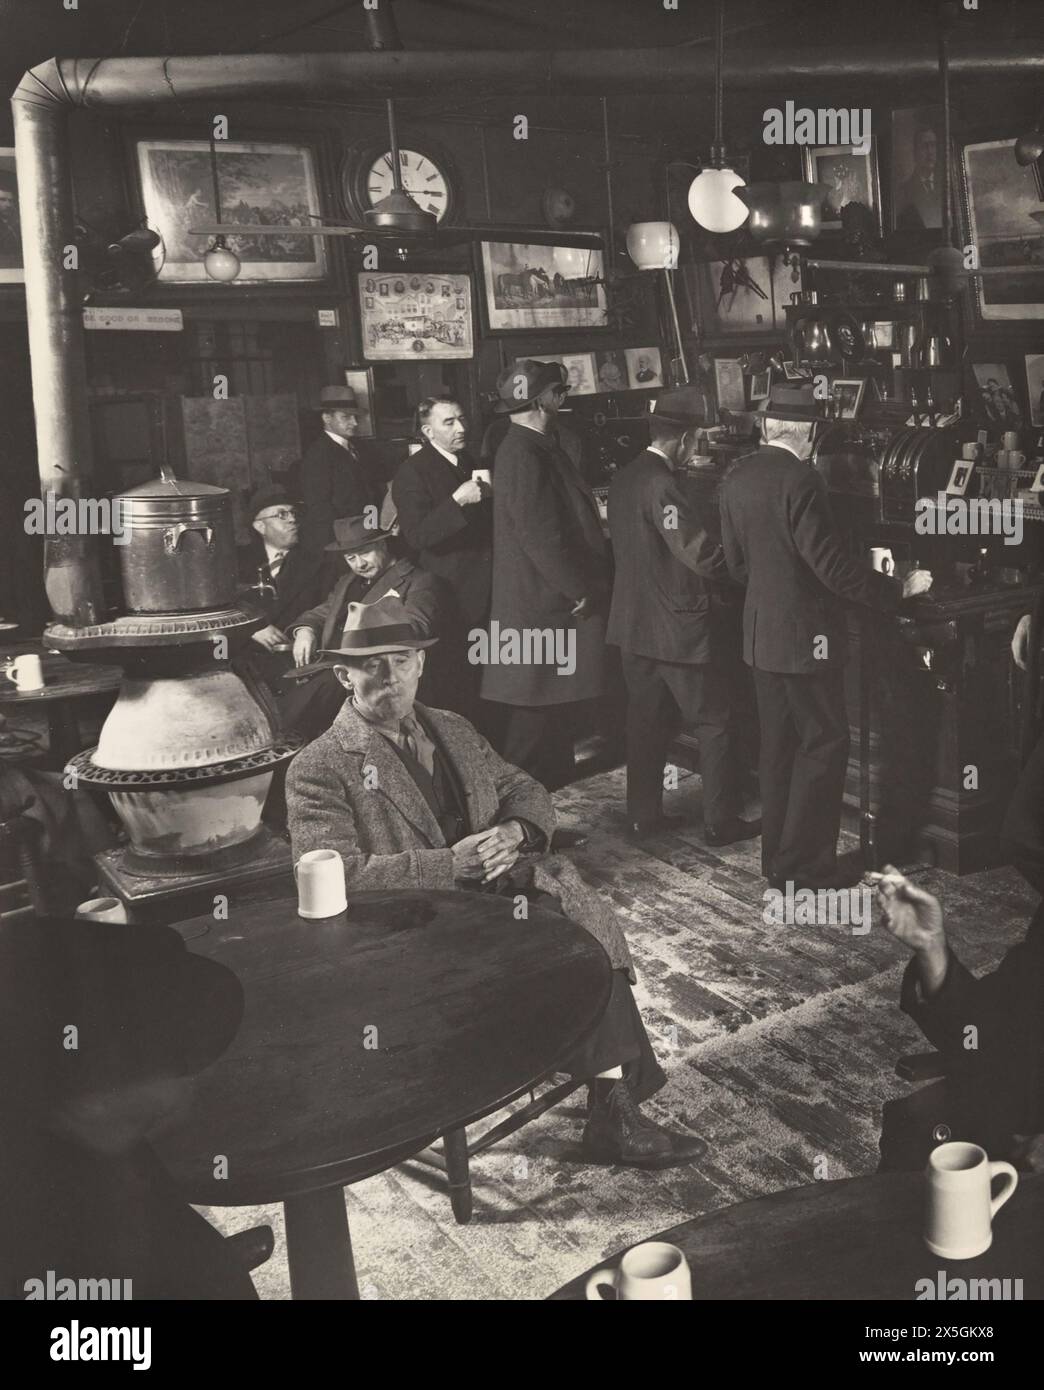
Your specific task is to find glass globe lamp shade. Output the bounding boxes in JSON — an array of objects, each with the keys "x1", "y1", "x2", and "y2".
[
  {"x1": 625, "y1": 221, "x2": 680, "y2": 271},
  {"x1": 203, "y1": 237, "x2": 241, "y2": 283},
  {"x1": 687, "y1": 168, "x2": 749, "y2": 234}
]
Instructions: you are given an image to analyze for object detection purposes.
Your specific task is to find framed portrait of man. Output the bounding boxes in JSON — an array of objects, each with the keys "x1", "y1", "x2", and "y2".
[
  {"x1": 802, "y1": 141, "x2": 881, "y2": 233},
  {"x1": 891, "y1": 108, "x2": 944, "y2": 233},
  {"x1": 0, "y1": 149, "x2": 23, "y2": 284}
]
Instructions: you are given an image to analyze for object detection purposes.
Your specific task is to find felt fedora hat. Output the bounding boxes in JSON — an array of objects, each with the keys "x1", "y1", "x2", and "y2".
[
  {"x1": 318, "y1": 384, "x2": 360, "y2": 411},
  {"x1": 247, "y1": 482, "x2": 298, "y2": 522},
  {"x1": 651, "y1": 385, "x2": 709, "y2": 426},
  {"x1": 324, "y1": 514, "x2": 395, "y2": 554},
  {"x1": 493, "y1": 358, "x2": 568, "y2": 414},
  {"x1": 318, "y1": 594, "x2": 438, "y2": 661}
]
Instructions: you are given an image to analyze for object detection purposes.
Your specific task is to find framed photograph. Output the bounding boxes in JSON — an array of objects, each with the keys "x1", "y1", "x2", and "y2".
[
  {"x1": 802, "y1": 141, "x2": 882, "y2": 233},
  {"x1": 560, "y1": 352, "x2": 598, "y2": 395},
  {"x1": 868, "y1": 321, "x2": 895, "y2": 350},
  {"x1": 624, "y1": 347, "x2": 663, "y2": 389},
  {"x1": 1025, "y1": 354, "x2": 1044, "y2": 427},
  {"x1": 686, "y1": 255, "x2": 802, "y2": 339},
  {"x1": 358, "y1": 272, "x2": 473, "y2": 361},
  {"x1": 594, "y1": 350, "x2": 628, "y2": 392},
  {"x1": 959, "y1": 138, "x2": 1044, "y2": 321},
  {"x1": 479, "y1": 241, "x2": 607, "y2": 333},
  {"x1": 890, "y1": 108, "x2": 944, "y2": 233},
  {"x1": 749, "y1": 369, "x2": 771, "y2": 402},
  {"x1": 783, "y1": 361, "x2": 810, "y2": 381},
  {"x1": 135, "y1": 138, "x2": 327, "y2": 283},
  {"x1": 343, "y1": 368, "x2": 376, "y2": 438},
  {"x1": 832, "y1": 378, "x2": 866, "y2": 420},
  {"x1": 1030, "y1": 461, "x2": 1044, "y2": 493},
  {"x1": 0, "y1": 149, "x2": 23, "y2": 284},
  {"x1": 946, "y1": 460, "x2": 974, "y2": 497},
  {"x1": 714, "y1": 358, "x2": 746, "y2": 413},
  {"x1": 971, "y1": 362, "x2": 1024, "y2": 428}
]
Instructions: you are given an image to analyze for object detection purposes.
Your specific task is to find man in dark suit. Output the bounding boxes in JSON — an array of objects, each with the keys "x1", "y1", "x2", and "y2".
[
  {"x1": 481, "y1": 360, "x2": 610, "y2": 791},
  {"x1": 236, "y1": 484, "x2": 323, "y2": 694},
  {"x1": 298, "y1": 385, "x2": 381, "y2": 555},
  {"x1": 608, "y1": 387, "x2": 759, "y2": 844},
  {"x1": 875, "y1": 865, "x2": 1044, "y2": 1175},
  {"x1": 719, "y1": 387, "x2": 933, "y2": 888},
  {"x1": 391, "y1": 396, "x2": 492, "y2": 721},
  {"x1": 282, "y1": 515, "x2": 445, "y2": 741}
]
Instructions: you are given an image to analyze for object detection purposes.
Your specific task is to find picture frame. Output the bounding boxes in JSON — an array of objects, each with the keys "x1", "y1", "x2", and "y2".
[
  {"x1": 971, "y1": 362, "x2": 1024, "y2": 428},
  {"x1": 783, "y1": 361, "x2": 810, "y2": 381},
  {"x1": 624, "y1": 347, "x2": 663, "y2": 389},
  {"x1": 749, "y1": 369, "x2": 771, "y2": 402},
  {"x1": 714, "y1": 358, "x2": 747, "y2": 413},
  {"x1": 0, "y1": 148, "x2": 23, "y2": 285},
  {"x1": 1025, "y1": 353, "x2": 1044, "y2": 428},
  {"x1": 890, "y1": 108, "x2": 944, "y2": 233},
  {"x1": 958, "y1": 137, "x2": 1044, "y2": 322},
  {"x1": 478, "y1": 241, "x2": 608, "y2": 333},
  {"x1": 358, "y1": 271, "x2": 473, "y2": 361},
  {"x1": 945, "y1": 460, "x2": 974, "y2": 497},
  {"x1": 1030, "y1": 461, "x2": 1044, "y2": 494},
  {"x1": 685, "y1": 255, "x2": 803, "y2": 340},
  {"x1": 343, "y1": 368, "x2": 376, "y2": 437},
  {"x1": 135, "y1": 137, "x2": 327, "y2": 283},
  {"x1": 802, "y1": 140, "x2": 882, "y2": 233},
  {"x1": 560, "y1": 352, "x2": 598, "y2": 395},
  {"x1": 832, "y1": 378, "x2": 866, "y2": 420},
  {"x1": 594, "y1": 350, "x2": 629, "y2": 392}
]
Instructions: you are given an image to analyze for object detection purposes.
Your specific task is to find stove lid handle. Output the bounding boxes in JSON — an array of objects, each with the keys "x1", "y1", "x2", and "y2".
[{"x1": 163, "y1": 522, "x2": 214, "y2": 553}]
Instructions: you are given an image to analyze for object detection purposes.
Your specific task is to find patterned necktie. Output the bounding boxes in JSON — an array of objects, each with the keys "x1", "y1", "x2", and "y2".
[{"x1": 268, "y1": 551, "x2": 287, "y2": 580}]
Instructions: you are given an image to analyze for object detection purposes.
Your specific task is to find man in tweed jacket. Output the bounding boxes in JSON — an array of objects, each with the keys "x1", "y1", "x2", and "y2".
[{"x1": 286, "y1": 595, "x2": 705, "y2": 1170}]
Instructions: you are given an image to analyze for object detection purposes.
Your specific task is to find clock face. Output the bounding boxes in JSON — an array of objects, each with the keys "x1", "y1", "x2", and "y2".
[{"x1": 364, "y1": 149, "x2": 451, "y2": 222}]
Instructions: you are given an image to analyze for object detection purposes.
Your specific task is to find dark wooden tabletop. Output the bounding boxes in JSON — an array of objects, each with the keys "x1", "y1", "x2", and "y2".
[
  {"x1": 156, "y1": 888, "x2": 612, "y2": 1207},
  {"x1": 0, "y1": 641, "x2": 122, "y2": 705},
  {"x1": 551, "y1": 1172, "x2": 1044, "y2": 1300}
]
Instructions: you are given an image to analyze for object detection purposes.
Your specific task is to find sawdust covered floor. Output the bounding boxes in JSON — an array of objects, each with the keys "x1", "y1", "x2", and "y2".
[{"x1": 201, "y1": 766, "x2": 1035, "y2": 1301}]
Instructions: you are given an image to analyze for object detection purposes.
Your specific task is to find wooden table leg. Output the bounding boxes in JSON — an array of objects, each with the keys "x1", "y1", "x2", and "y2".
[
  {"x1": 283, "y1": 1187, "x2": 360, "y2": 1300},
  {"x1": 443, "y1": 1127, "x2": 473, "y2": 1225},
  {"x1": 48, "y1": 702, "x2": 82, "y2": 768}
]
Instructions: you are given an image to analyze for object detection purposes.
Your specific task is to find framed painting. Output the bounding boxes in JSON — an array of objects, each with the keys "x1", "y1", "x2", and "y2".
[
  {"x1": 479, "y1": 241, "x2": 607, "y2": 333},
  {"x1": 890, "y1": 107, "x2": 944, "y2": 233},
  {"x1": 958, "y1": 136, "x2": 1044, "y2": 322},
  {"x1": 686, "y1": 255, "x2": 802, "y2": 338},
  {"x1": 0, "y1": 148, "x2": 23, "y2": 284},
  {"x1": 358, "y1": 271, "x2": 473, "y2": 361},
  {"x1": 135, "y1": 138, "x2": 327, "y2": 283},
  {"x1": 802, "y1": 139, "x2": 882, "y2": 233},
  {"x1": 1025, "y1": 353, "x2": 1044, "y2": 427},
  {"x1": 714, "y1": 358, "x2": 746, "y2": 413}
]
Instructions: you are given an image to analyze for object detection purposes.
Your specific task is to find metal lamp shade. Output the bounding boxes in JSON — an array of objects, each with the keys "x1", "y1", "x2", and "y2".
[{"x1": 735, "y1": 182, "x2": 832, "y2": 246}]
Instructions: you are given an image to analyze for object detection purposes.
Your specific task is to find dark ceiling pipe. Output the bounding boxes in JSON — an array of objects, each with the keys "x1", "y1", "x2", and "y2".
[{"x1": 12, "y1": 38, "x2": 1044, "y2": 625}]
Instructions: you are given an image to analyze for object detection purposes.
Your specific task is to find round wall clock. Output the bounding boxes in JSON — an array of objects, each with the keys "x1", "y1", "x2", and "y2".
[{"x1": 343, "y1": 142, "x2": 458, "y2": 225}]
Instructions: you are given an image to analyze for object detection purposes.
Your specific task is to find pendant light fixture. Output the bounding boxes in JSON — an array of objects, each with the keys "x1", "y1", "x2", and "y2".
[
  {"x1": 687, "y1": 0, "x2": 748, "y2": 235},
  {"x1": 203, "y1": 133, "x2": 241, "y2": 283}
]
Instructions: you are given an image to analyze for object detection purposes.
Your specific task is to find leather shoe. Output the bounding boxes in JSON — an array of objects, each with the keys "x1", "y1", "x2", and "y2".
[
  {"x1": 580, "y1": 1077, "x2": 706, "y2": 1170},
  {"x1": 626, "y1": 813, "x2": 685, "y2": 841},
  {"x1": 705, "y1": 817, "x2": 761, "y2": 847}
]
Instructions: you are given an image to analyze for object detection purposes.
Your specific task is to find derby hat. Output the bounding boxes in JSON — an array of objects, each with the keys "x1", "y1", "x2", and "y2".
[
  {"x1": 493, "y1": 358, "x2": 569, "y2": 414},
  {"x1": 758, "y1": 382, "x2": 824, "y2": 422},
  {"x1": 325, "y1": 514, "x2": 395, "y2": 553},
  {"x1": 247, "y1": 482, "x2": 298, "y2": 522},
  {"x1": 319, "y1": 593, "x2": 438, "y2": 660},
  {"x1": 318, "y1": 384, "x2": 360, "y2": 411},
  {"x1": 650, "y1": 385, "x2": 709, "y2": 426}
]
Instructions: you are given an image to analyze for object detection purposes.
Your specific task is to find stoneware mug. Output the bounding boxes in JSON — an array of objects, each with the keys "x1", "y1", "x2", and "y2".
[
  {"x1": 294, "y1": 848, "x2": 348, "y2": 919},
  {"x1": 472, "y1": 468, "x2": 492, "y2": 487},
  {"x1": 924, "y1": 1141, "x2": 1018, "y2": 1260},
  {"x1": 585, "y1": 1241, "x2": 692, "y2": 1300},
  {"x1": 74, "y1": 896, "x2": 128, "y2": 924},
  {"x1": 870, "y1": 547, "x2": 895, "y2": 576},
  {"x1": 2, "y1": 653, "x2": 45, "y2": 692}
]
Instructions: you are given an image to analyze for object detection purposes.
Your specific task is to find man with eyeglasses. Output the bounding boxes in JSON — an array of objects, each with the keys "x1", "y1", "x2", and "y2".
[{"x1": 236, "y1": 484, "x2": 323, "y2": 693}]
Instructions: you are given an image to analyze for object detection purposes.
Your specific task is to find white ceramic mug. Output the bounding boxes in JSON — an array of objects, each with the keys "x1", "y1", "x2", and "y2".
[
  {"x1": 74, "y1": 896, "x2": 128, "y2": 923},
  {"x1": 3, "y1": 653, "x2": 44, "y2": 692},
  {"x1": 472, "y1": 468, "x2": 492, "y2": 488},
  {"x1": 585, "y1": 1241, "x2": 692, "y2": 1301},
  {"x1": 870, "y1": 547, "x2": 895, "y2": 576},
  {"x1": 294, "y1": 849, "x2": 348, "y2": 919},
  {"x1": 924, "y1": 1141, "x2": 1018, "y2": 1260}
]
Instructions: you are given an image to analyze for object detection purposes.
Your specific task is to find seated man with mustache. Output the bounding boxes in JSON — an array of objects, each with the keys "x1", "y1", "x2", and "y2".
[{"x1": 286, "y1": 594, "x2": 706, "y2": 1170}]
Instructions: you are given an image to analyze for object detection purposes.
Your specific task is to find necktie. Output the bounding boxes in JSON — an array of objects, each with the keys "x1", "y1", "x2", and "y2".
[
  {"x1": 268, "y1": 551, "x2": 287, "y2": 580},
  {"x1": 399, "y1": 718, "x2": 420, "y2": 762}
]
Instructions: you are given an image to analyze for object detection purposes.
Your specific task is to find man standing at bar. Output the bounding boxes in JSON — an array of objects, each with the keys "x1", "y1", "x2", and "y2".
[
  {"x1": 481, "y1": 360, "x2": 609, "y2": 791},
  {"x1": 299, "y1": 385, "x2": 381, "y2": 554},
  {"x1": 720, "y1": 386, "x2": 932, "y2": 889},
  {"x1": 392, "y1": 397, "x2": 492, "y2": 722},
  {"x1": 608, "y1": 386, "x2": 759, "y2": 844}
]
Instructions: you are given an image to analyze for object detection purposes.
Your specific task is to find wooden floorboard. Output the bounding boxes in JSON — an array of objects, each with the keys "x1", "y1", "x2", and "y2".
[{"x1": 201, "y1": 763, "x2": 1036, "y2": 1300}]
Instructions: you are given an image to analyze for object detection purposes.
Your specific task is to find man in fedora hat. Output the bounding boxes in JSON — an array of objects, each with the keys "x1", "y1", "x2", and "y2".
[
  {"x1": 608, "y1": 386, "x2": 759, "y2": 844},
  {"x1": 482, "y1": 358, "x2": 610, "y2": 790},
  {"x1": 282, "y1": 515, "x2": 446, "y2": 741},
  {"x1": 286, "y1": 595, "x2": 706, "y2": 1170},
  {"x1": 299, "y1": 384, "x2": 382, "y2": 554},
  {"x1": 236, "y1": 483, "x2": 324, "y2": 693},
  {"x1": 719, "y1": 384, "x2": 933, "y2": 890}
]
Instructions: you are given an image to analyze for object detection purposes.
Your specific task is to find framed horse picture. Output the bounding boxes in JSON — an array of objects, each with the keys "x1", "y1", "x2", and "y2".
[{"x1": 478, "y1": 240, "x2": 608, "y2": 333}]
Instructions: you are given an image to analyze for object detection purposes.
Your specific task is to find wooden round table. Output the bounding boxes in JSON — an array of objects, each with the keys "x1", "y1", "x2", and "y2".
[
  {"x1": 0, "y1": 641, "x2": 122, "y2": 765},
  {"x1": 551, "y1": 1171, "x2": 1044, "y2": 1299},
  {"x1": 157, "y1": 887, "x2": 612, "y2": 1299}
]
